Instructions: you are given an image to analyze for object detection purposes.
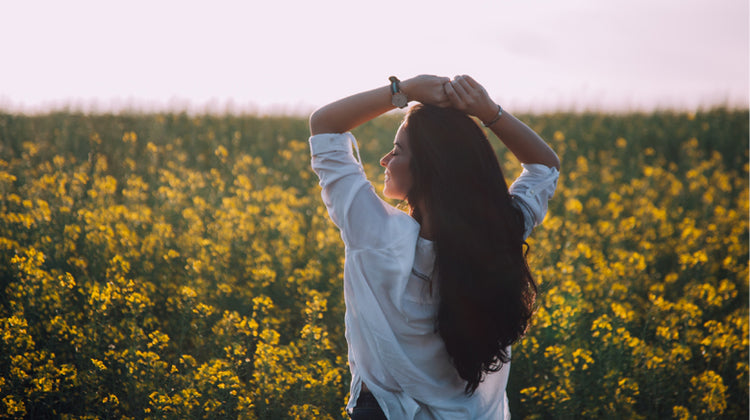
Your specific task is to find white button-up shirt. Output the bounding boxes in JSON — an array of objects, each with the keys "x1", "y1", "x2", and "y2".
[{"x1": 310, "y1": 132, "x2": 559, "y2": 419}]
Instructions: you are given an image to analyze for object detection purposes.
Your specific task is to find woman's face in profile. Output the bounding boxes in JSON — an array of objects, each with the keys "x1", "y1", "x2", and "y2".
[{"x1": 380, "y1": 123, "x2": 413, "y2": 200}]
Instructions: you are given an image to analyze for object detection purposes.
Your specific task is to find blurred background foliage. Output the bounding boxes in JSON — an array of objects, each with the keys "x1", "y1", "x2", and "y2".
[{"x1": 0, "y1": 108, "x2": 747, "y2": 419}]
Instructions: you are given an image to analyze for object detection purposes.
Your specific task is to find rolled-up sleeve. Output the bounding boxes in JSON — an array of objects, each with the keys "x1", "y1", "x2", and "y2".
[{"x1": 508, "y1": 163, "x2": 560, "y2": 239}]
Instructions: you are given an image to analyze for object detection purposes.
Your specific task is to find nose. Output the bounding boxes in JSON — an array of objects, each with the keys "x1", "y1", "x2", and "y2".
[{"x1": 380, "y1": 153, "x2": 390, "y2": 167}]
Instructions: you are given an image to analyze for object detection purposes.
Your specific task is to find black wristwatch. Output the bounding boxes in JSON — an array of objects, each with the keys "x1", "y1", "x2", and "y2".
[{"x1": 389, "y1": 76, "x2": 408, "y2": 108}]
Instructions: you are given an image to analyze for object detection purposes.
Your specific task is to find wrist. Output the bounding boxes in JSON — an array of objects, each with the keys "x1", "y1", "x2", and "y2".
[
  {"x1": 389, "y1": 76, "x2": 409, "y2": 108},
  {"x1": 480, "y1": 104, "x2": 503, "y2": 127},
  {"x1": 398, "y1": 77, "x2": 415, "y2": 102}
]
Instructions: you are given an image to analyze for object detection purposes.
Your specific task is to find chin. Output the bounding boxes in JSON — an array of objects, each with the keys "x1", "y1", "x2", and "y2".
[{"x1": 383, "y1": 189, "x2": 399, "y2": 200}]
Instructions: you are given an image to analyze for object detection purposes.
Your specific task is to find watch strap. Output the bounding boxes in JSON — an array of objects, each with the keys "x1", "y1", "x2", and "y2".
[
  {"x1": 389, "y1": 76, "x2": 408, "y2": 108},
  {"x1": 389, "y1": 76, "x2": 401, "y2": 94}
]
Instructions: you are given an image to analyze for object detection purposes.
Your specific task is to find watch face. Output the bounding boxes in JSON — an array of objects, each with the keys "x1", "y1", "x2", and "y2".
[{"x1": 392, "y1": 92, "x2": 408, "y2": 108}]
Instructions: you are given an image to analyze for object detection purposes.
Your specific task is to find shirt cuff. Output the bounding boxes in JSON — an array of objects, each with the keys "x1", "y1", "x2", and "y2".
[
  {"x1": 512, "y1": 163, "x2": 559, "y2": 199},
  {"x1": 520, "y1": 162, "x2": 559, "y2": 177},
  {"x1": 309, "y1": 132, "x2": 355, "y2": 156}
]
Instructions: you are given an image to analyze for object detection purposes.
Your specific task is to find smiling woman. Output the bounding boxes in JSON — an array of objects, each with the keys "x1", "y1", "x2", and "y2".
[
  {"x1": 308, "y1": 74, "x2": 559, "y2": 419},
  {"x1": 379, "y1": 124, "x2": 413, "y2": 201}
]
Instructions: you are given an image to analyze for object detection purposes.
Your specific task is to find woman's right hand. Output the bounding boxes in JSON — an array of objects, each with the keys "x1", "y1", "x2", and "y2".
[
  {"x1": 309, "y1": 74, "x2": 451, "y2": 136},
  {"x1": 401, "y1": 75, "x2": 452, "y2": 107}
]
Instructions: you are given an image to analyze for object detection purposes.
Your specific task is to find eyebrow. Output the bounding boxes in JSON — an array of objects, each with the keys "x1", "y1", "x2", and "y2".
[{"x1": 394, "y1": 142, "x2": 403, "y2": 149}]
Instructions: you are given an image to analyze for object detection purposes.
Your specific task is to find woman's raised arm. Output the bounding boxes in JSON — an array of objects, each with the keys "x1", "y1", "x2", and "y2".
[
  {"x1": 445, "y1": 75, "x2": 561, "y2": 170},
  {"x1": 309, "y1": 75, "x2": 451, "y2": 135}
]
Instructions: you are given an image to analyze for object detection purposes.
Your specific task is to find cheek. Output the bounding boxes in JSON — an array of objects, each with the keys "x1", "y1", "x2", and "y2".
[{"x1": 394, "y1": 159, "x2": 413, "y2": 188}]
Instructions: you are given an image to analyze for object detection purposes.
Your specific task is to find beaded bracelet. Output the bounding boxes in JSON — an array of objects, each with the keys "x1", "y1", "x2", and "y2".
[{"x1": 482, "y1": 104, "x2": 504, "y2": 127}]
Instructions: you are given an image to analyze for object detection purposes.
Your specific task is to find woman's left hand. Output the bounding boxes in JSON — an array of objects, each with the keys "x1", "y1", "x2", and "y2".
[{"x1": 444, "y1": 75, "x2": 499, "y2": 123}]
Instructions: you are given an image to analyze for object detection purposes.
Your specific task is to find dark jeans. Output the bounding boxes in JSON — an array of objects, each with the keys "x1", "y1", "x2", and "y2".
[{"x1": 349, "y1": 391, "x2": 387, "y2": 420}]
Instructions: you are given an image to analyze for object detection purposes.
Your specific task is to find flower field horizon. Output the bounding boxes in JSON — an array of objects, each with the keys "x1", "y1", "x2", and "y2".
[{"x1": 0, "y1": 109, "x2": 747, "y2": 419}]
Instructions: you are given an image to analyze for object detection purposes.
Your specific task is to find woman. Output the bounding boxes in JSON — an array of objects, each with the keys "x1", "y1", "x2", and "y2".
[{"x1": 309, "y1": 75, "x2": 560, "y2": 419}]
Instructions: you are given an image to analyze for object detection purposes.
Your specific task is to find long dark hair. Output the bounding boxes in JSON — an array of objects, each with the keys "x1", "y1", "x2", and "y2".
[{"x1": 404, "y1": 104, "x2": 537, "y2": 394}]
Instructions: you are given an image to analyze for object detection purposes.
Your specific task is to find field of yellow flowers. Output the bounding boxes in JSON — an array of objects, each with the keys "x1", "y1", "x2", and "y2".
[{"x1": 0, "y1": 109, "x2": 747, "y2": 419}]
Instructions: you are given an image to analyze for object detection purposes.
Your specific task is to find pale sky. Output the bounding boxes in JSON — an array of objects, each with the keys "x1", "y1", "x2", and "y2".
[{"x1": 1, "y1": 0, "x2": 747, "y2": 114}]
